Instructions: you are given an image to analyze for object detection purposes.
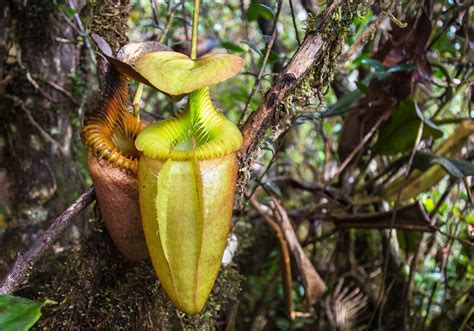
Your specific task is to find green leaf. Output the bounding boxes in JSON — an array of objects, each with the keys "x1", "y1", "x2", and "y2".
[
  {"x1": 0, "y1": 295, "x2": 53, "y2": 331},
  {"x1": 241, "y1": 41, "x2": 263, "y2": 56},
  {"x1": 397, "y1": 230, "x2": 422, "y2": 256},
  {"x1": 247, "y1": 0, "x2": 274, "y2": 21},
  {"x1": 355, "y1": 81, "x2": 371, "y2": 96},
  {"x1": 387, "y1": 63, "x2": 416, "y2": 73},
  {"x1": 322, "y1": 73, "x2": 376, "y2": 118},
  {"x1": 320, "y1": 89, "x2": 363, "y2": 118},
  {"x1": 133, "y1": 52, "x2": 244, "y2": 95},
  {"x1": 59, "y1": 4, "x2": 75, "y2": 17},
  {"x1": 373, "y1": 98, "x2": 443, "y2": 155},
  {"x1": 53, "y1": 1, "x2": 75, "y2": 17},
  {"x1": 221, "y1": 41, "x2": 245, "y2": 54},
  {"x1": 361, "y1": 58, "x2": 386, "y2": 72},
  {"x1": 465, "y1": 213, "x2": 474, "y2": 224},
  {"x1": 413, "y1": 152, "x2": 474, "y2": 178},
  {"x1": 361, "y1": 58, "x2": 389, "y2": 79}
]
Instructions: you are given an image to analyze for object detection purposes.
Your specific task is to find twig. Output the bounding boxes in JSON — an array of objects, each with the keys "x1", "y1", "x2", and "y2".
[
  {"x1": 246, "y1": 117, "x2": 295, "y2": 202},
  {"x1": 268, "y1": 176, "x2": 351, "y2": 206},
  {"x1": 421, "y1": 282, "x2": 438, "y2": 330},
  {"x1": 289, "y1": 0, "x2": 301, "y2": 46},
  {"x1": 67, "y1": 0, "x2": 96, "y2": 65},
  {"x1": 369, "y1": 121, "x2": 424, "y2": 329},
  {"x1": 436, "y1": 227, "x2": 474, "y2": 247},
  {"x1": 269, "y1": 194, "x2": 327, "y2": 303},
  {"x1": 338, "y1": 13, "x2": 385, "y2": 66},
  {"x1": 22, "y1": 104, "x2": 70, "y2": 157},
  {"x1": 159, "y1": 4, "x2": 179, "y2": 44},
  {"x1": 331, "y1": 113, "x2": 388, "y2": 180},
  {"x1": 238, "y1": 0, "x2": 284, "y2": 124},
  {"x1": 26, "y1": 72, "x2": 57, "y2": 103},
  {"x1": 238, "y1": 1, "x2": 346, "y2": 158},
  {"x1": 38, "y1": 76, "x2": 77, "y2": 105},
  {"x1": 404, "y1": 180, "x2": 456, "y2": 327},
  {"x1": 0, "y1": 187, "x2": 95, "y2": 294},
  {"x1": 150, "y1": 0, "x2": 160, "y2": 29},
  {"x1": 181, "y1": 0, "x2": 189, "y2": 41},
  {"x1": 428, "y1": 1, "x2": 474, "y2": 50},
  {"x1": 250, "y1": 196, "x2": 295, "y2": 320},
  {"x1": 5, "y1": 93, "x2": 70, "y2": 157}
]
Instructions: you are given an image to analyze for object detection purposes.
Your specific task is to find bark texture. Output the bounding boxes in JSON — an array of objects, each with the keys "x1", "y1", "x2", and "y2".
[{"x1": 0, "y1": 0, "x2": 85, "y2": 222}]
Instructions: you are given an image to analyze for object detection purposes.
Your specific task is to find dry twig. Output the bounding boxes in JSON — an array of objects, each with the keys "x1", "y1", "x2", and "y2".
[
  {"x1": 0, "y1": 187, "x2": 95, "y2": 294},
  {"x1": 250, "y1": 196, "x2": 295, "y2": 319},
  {"x1": 269, "y1": 196, "x2": 327, "y2": 303}
]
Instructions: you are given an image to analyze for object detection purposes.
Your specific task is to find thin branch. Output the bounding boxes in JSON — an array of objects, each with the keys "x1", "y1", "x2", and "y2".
[
  {"x1": 150, "y1": 0, "x2": 160, "y2": 29},
  {"x1": 38, "y1": 77, "x2": 77, "y2": 105},
  {"x1": 26, "y1": 72, "x2": 57, "y2": 103},
  {"x1": 0, "y1": 187, "x2": 95, "y2": 294},
  {"x1": 269, "y1": 194, "x2": 327, "y2": 303},
  {"x1": 5, "y1": 93, "x2": 70, "y2": 156},
  {"x1": 159, "y1": 4, "x2": 179, "y2": 43},
  {"x1": 268, "y1": 176, "x2": 351, "y2": 206},
  {"x1": 338, "y1": 13, "x2": 385, "y2": 66},
  {"x1": 331, "y1": 113, "x2": 388, "y2": 180},
  {"x1": 181, "y1": 0, "x2": 190, "y2": 41},
  {"x1": 67, "y1": 0, "x2": 96, "y2": 65},
  {"x1": 238, "y1": 1, "x2": 345, "y2": 158},
  {"x1": 369, "y1": 121, "x2": 425, "y2": 329},
  {"x1": 436, "y1": 227, "x2": 474, "y2": 247},
  {"x1": 238, "y1": 0, "x2": 284, "y2": 124},
  {"x1": 289, "y1": 0, "x2": 301, "y2": 46},
  {"x1": 250, "y1": 196, "x2": 295, "y2": 320}
]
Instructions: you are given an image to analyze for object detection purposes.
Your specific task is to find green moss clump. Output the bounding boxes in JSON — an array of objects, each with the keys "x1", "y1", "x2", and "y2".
[{"x1": 292, "y1": 1, "x2": 360, "y2": 109}]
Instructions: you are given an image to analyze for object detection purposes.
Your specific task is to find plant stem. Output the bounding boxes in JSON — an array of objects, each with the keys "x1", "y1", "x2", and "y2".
[
  {"x1": 191, "y1": 0, "x2": 200, "y2": 60},
  {"x1": 133, "y1": 83, "x2": 144, "y2": 118}
]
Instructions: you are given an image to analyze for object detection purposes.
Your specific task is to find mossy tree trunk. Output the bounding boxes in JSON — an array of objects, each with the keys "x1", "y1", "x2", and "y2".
[{"x1": 0, "y1": 0, "x2": 85, "y2": 224}]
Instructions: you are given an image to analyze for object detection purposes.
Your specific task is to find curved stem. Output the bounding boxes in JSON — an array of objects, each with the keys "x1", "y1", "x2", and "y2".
[{"x1": 191, "y1": 0, "x2": 201, "y2": 60}]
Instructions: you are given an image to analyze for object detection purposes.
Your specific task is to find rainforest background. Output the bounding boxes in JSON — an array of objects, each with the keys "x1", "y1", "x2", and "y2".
[{"x1": 0, "y1": 0, "x2": 473, "y2": 330}]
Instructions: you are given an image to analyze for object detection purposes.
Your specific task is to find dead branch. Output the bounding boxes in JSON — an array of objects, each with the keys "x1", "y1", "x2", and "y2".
[
  {"x1": 270, "y1": 196, "x2": 327, "y2": 304},
  {"x1": 338, "y1": 10, "x2": 388, "y2": 66},
  {"x1": 0, "y1": 187, "x2": 95, "y2": 294},
  {"x1": 238, "y1": 1, "x2": 345, "y2": 158},
  {"x1": 249, "y1": 196, "x2": 295, "y2": 320},
  {"x1": 331, "y1": 202, "x2": 435, "y2": 232},
  {"x1": 268, "y1": 176, "x2": 351, "y2": 206},
  {"x1": 238, "y1": 30, "x2": 324, "y2": 157}
]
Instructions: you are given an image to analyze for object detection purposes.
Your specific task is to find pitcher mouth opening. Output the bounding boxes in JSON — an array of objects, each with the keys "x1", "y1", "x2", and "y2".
[
  {"x1": 81, "y1": 66, "x2": 143, "y2": 174},
  {"x1": 135, "y1": 88, "x2": 243, "y2": 162},
  {"x1": 82, "y1": 111, "x2": 142, "y2": 173}
]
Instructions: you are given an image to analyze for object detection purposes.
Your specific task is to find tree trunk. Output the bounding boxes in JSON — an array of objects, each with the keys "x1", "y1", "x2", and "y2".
[{"x1": 0, "y1": 0, "x2": 85, "y2": 224}]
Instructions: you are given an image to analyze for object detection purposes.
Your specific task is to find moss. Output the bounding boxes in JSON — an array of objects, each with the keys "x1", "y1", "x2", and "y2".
[
  {"x1": 292, "y1": 1, "x2": 361, "y2": 109},
  {"x1": 236, "y1": 2, "x2": 364, "y2": 194},
  {"x1": 36, "y1": 219, "x2": 241, "y2": 330},
  {"x1": 85, "y1": 0, "x2": 130, "y2": 52}
]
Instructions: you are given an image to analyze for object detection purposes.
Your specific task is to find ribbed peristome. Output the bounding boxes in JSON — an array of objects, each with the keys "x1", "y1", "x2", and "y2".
[
  {"x1": 135, "y1": 87, "x2": 242, "y2": 160},
  {"x1": 81, "y1": 67, "x2": 142, "y2": 173}
]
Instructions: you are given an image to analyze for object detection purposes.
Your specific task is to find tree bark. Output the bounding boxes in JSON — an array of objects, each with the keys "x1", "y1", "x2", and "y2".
[{"x1": 0, "y1": 0, "x2": 85, "y2": 223}]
